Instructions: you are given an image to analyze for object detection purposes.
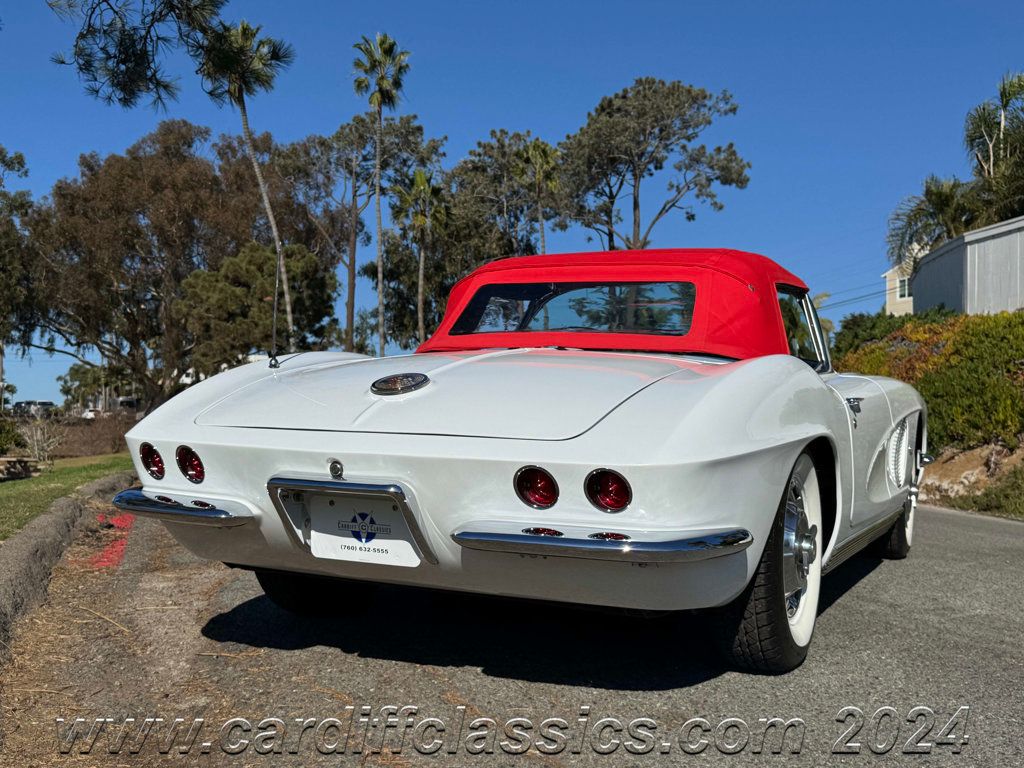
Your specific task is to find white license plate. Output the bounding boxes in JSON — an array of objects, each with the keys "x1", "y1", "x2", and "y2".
[{"x1": 308, "y1": 494, "x2": 421, "y2": 568}]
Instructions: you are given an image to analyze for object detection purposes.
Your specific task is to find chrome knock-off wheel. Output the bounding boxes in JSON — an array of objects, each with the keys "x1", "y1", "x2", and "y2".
[{"x1": 781, "y1": 455, "x2": 823, "y2": 646}]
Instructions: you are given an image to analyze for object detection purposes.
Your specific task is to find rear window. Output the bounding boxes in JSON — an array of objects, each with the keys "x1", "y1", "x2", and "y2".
[{"x1": 450, "y1": 281, "x2": 697, "y2": 336}]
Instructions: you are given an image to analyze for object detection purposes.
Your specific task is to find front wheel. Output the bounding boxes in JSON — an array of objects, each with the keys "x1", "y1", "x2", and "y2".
[{"x1": 717, "y1": 452, "x2": 824, "y2": 674}]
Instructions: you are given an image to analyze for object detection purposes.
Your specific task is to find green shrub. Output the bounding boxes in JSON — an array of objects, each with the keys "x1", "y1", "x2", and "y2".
[
  {"x1": 832, "y1": 306, "x2": 956, "y2": 358},
  {"x1": 0, "y1": 418, "x2": 26, "y2": 456},
  {"x1": 835, "y1": 311, "x2": 1024, "y2": 452}
]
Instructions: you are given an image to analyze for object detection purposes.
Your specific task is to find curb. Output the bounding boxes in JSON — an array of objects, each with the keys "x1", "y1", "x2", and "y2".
[{"x1": 0, "y1": 470, "x2": 136, "y2": 663}]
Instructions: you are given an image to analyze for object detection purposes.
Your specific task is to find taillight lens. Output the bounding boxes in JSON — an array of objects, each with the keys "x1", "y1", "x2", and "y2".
[
  {"x1": 175, "y1": 446, "x2": 205, "y2": 484},
  {"x1": 514, "y1": 466, "x2": 558, "y2": 509},
  {"x1": 139, "y1": 443, "x2": 164, "y2": 480},
  {"x1": 588, "y1": 531, "x2": 630, "y2": 541},
  {"x1": 585, "y1": 469, "x2": 631, "y2": 512}
]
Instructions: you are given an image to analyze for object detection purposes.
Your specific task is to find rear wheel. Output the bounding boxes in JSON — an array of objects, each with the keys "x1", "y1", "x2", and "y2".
[
  {"x1": 718, "y1": 452, "x2": 823, "y2": 673},
  {"x1": 255, "y1": 569, "x2": 371, "y2": 616},
  {"x1": 876, "y1": 497, "x2": 913, "y2": 559}
]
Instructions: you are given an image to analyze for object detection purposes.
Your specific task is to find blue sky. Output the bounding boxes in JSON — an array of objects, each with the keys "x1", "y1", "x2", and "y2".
[{"x1": 2, "y1": 0, "x2": 1021, "y2": 400}]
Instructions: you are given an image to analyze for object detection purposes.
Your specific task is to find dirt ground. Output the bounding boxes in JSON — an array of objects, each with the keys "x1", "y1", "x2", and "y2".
[
  {"x1": 918, "y1": 444, "x2": 1023, "y2": 501},
  {"x1": 1, "y1": 503, "x2": 1021, "y2": 767}
]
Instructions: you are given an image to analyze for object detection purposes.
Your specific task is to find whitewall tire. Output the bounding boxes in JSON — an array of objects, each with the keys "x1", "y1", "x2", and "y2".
[{"x1": 718, "y1": 451, "x2": 823, "y2": 673}]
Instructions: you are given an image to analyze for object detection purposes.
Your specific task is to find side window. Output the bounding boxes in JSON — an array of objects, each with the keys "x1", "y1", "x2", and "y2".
[{"x1": 777, "y1": 288, "x2": 824, "y2": 367}]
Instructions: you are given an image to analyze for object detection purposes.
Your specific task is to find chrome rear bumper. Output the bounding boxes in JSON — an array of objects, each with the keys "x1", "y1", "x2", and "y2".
[
  {"x1": 112, "y1": 488, "x2": 254, "y2": 528},
  {"x1": 451, "y1": 526, "x2": 753, "y2": 563}
]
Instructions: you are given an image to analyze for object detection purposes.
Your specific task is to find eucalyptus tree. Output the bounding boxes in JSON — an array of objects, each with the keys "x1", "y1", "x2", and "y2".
[
  {"x1": 558, "y1": 77, "x2": 750, "y2": 250},
  {"x1": 0, "y1": 146, "x2": 30, "y2": 415},
  {"x1": 353, "y1": 32, "x2": 410, "y2": 357},
  {"x1": 198, "y1": 20, "x2": 296, "y2": 353},
  {"x1": 20, "y1": 121, "x2": 222, "y2": 409},
  {"x1": 454, "y1": 129, "x2": 536, "y2": 254},
  {"x1": 393, "y1": 169, "x2": 448, "y2": 343},
  {"x1": 515, "y1": 137, "x2": 559, "y2": 254}
]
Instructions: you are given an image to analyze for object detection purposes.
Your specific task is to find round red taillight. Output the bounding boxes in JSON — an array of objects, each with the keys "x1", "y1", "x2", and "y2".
[
  {"x1": 175, "y1": 445, "x2": 205, "y2": 484},
  {"x1": 585, "y1": 469, "x2": 632, "y2": 512},
  {"x1": 514, "y1": 466, "x2": 558, "y2": 509},
  {"x1": 139, "y1": 442, "x2": 164, "y2": 480}
]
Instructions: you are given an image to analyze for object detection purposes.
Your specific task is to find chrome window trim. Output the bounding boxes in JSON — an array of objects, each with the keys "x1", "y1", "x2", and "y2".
[
  {"x1": 266, "y1": 476, "x2": 439, "y2": 565},
  {"x1": 804, "y1": 293, "x2": 833, "y2": 373}
]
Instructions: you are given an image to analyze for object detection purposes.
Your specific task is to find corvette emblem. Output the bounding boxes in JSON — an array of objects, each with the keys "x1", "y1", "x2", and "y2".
[{"x1": 371, "y1": 372, "x2": 430, "y2": 395}]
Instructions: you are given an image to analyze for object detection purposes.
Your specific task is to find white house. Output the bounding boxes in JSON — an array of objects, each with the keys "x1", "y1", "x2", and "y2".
[{"x1": 912, "y1": 214, "x2": 1024, "y2": 314}]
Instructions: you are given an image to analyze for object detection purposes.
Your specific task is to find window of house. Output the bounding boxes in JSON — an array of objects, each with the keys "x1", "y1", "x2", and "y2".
[{"x1": 898, "y1": 277, "x2": 911, "y2": 299}]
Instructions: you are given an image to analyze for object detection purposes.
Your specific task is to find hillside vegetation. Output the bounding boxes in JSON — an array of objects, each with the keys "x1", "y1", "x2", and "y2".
[{"x1": 835, "y1": 310, "x2": 1024, "y2": 452}]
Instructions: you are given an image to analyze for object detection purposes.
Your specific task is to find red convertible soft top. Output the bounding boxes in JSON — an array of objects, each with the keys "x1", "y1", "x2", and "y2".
[{"x1": 417, "y1": 248, "x2": 808, "y2": 360}]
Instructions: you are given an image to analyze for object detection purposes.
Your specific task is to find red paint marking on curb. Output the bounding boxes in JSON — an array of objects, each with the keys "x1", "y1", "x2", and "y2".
[
  {"x1": 87, "y1": 513, "x2": 136, "y2": 569},
  {"x1": 109, "y1": 513, "x2": 135, "y2": 530},
  {"x1": 89, "y1": 538, "x2": 129, "y2": 569}
]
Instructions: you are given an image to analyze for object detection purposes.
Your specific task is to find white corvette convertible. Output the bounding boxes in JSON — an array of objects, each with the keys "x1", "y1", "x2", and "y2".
[{"x1": 115, "y1": 249, "x2": 929, "y2": 673}]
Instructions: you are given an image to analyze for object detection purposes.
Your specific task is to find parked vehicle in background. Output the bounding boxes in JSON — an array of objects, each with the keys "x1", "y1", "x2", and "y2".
[{"x1": 12, "y1": 401, "x2": 58, "y2": 419}]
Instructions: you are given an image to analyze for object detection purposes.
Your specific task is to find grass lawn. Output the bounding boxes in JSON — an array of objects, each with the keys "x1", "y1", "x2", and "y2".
[{"x1": 0, "y1": 453, "x2": 134, "y2": 541}]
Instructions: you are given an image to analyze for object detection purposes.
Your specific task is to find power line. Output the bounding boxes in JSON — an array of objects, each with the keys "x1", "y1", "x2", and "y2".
[{"x1": 818, "y1": 286, "x2": 902, "y2": 311}]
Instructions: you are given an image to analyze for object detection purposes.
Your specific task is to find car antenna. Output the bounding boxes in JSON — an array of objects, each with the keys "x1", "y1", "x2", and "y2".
[{"x1": 268, "y1": 252, "x2": 282, "y2": 369}]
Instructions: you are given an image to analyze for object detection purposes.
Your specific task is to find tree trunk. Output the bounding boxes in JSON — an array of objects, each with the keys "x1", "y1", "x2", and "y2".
[
  {"x1": 631, "y1": 172, "x2": 642, "y2": 249},
  {"x1": 346, "y1": 162, "x2": 359, "y2": 352},
  {"x1": 374, "y1": 105, "x2": 386, "y2": 357},
  {"x1": 536, "y1": 176, "x2": 546, "y2": 254},
  {"x1": 0, "y1": 342, "x2": 5, "y2": 414},
  {"x1": 239, "y1": 96, "x2": 295, "y2": 352},
  {"x1": 417, "y1": 238, "x2": 426, "y2": 345}
]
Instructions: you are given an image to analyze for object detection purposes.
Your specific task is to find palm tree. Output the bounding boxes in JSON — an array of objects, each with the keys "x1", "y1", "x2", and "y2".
[
  {"x1": 199, "y1": 20, "x2": 296, "y2": 353},
  {"x1": 353, "y1": 32, "x2": 410, "y2": 357},
  {"x1": 393, "y1": 169, "x2": 447, "y2": 344},
  {"x1": 886, "y1": 175, "x2": 979, "y2": 267},
  {"x1": 516, "y1": 137, "x2": 559, "y2": 254},
  {"x1": 964, "y1": 72, "x2": 1024, "y2": 178}
]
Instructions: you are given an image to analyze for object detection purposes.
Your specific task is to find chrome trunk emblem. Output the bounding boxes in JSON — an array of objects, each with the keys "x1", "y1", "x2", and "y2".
[{"x1": 370, "y1": 372, "x2": 430, "y2": 395}]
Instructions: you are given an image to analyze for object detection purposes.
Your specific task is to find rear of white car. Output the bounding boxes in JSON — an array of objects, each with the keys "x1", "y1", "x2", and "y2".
[{"x1": 118, "y1": 350, "x2": 818, "y2": 612}]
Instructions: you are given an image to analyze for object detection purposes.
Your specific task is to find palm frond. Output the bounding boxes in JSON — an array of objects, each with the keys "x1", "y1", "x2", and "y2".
[{"x1": 350, "y1": 31, "x2": 409, "y2": 113}]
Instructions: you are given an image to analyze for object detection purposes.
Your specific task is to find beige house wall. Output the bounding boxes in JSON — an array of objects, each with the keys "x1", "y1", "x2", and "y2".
[{"x1": 883, "y1": 265, "x2": 913, "y2": 316}]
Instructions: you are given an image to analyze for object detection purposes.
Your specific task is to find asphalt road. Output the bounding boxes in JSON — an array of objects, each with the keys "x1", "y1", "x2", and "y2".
[{"x1": 0, "y1": 503, "x2": 1021, "y2": 767}]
